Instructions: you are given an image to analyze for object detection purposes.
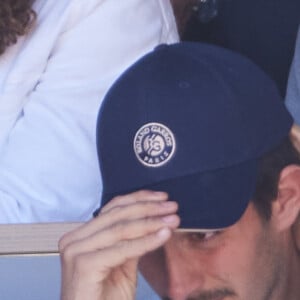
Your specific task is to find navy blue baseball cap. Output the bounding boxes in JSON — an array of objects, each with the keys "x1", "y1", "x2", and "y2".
[{"x1": 96, "y1": 42, "x2": 293, "y2": 230}]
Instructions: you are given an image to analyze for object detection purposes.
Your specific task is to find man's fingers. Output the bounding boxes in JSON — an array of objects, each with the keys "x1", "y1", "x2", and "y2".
[
  {"x1": 64, "y1": 227, "x2": 173, "y2": 282},
  {"x1": 60, "y1": 196, "x2": 177, "y2": 249},
  {"x1": 61, "y1": 213, "x2": 180, "y2": 258},
  {"x1": 59, "y1": 190, "x2": 177, "y2": 300}
]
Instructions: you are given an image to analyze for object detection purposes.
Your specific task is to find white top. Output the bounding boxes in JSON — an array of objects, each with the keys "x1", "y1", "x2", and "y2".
[{"x1": 0, "y1": 0, "x2": 178, "y2": 223}]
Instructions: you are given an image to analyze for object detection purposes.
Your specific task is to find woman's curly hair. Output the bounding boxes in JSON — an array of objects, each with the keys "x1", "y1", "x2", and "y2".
[{"x1": 0, "y1": 0, "x2": 36, "y2": 55}]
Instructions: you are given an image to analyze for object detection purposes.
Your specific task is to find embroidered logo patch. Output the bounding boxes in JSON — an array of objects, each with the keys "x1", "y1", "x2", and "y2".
[{"x1": 133, "y1": 122, "x2": 176, "y2": 167}]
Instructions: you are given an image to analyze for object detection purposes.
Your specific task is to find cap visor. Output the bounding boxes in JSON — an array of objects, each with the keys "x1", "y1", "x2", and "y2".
[
  {"x1": 144, "y1": 159, "x2": 258, "y2": 229},
  {"x1": 101, "y1": 160, "x2": 258, "y2": 230}
]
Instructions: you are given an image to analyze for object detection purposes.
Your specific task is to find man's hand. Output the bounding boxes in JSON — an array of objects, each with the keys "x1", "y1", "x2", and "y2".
[{"x1": 59, "y1": 190, "x2": 180, "y2": 300}]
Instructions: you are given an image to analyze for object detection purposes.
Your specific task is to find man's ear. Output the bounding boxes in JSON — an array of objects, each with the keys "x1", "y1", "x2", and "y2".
[{"x1": 272, "y1": 165, "x2": 300, "y2": 231}]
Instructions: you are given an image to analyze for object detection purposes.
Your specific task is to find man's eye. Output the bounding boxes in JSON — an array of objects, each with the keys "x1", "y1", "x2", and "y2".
[{"x1": 189, "y1": 231, "x2": 221, "y2": 244}]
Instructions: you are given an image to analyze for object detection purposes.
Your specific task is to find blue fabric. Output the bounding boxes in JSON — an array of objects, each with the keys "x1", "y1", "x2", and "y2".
[
  {"x1": 136, "y1": 273, "x2": 160, "y2": 300},
  {"x1": 97, "y1": 42, "x2": 292, "y2": 230},
  {"x1": 184, "y1": 0, "x2": 300, "y2": 97},
  {"x1": 286, "y1": 27, "x2": 300, "y2": 125}
]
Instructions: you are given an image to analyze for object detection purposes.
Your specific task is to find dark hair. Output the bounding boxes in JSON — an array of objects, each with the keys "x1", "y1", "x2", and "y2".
[
  {"x1": 253, "y1": 136, "x2": 300, "y2": 220},
  {"x1": 0, "y1": 0, "x2": 36, "y2": 55}
]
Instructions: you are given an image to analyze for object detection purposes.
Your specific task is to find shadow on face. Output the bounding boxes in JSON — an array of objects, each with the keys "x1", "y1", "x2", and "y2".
[{"x1": 139, "y1": 203, "x2": 292, "y2": 300}]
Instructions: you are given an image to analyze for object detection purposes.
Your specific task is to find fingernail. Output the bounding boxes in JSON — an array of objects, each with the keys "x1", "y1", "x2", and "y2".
[{"x1": 157, "y1": 227, "x2": 171, "y2": 239}]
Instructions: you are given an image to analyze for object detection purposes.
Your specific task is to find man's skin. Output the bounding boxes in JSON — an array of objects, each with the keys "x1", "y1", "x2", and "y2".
[
  {"x1": 290, "y1": 124, "x2": 300, "y2": 153},
  {"x1": 59, "y1": 163, "x2": 300, "y2": 300},
  {"x1": 59, "y1": 191, "x2": 180, "y2": 300}
]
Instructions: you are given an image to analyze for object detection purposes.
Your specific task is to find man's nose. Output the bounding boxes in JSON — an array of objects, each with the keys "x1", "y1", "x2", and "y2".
[{"x1": 163, "y1": 244, "x2": 204, "y2": 300}]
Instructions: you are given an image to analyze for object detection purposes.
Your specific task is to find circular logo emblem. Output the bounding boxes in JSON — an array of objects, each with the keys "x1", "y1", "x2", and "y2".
[{"x1": 133, "y1": 122, "x2": 176, "y2": 167}]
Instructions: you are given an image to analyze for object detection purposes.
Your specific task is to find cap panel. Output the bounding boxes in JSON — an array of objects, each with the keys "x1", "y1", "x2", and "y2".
[{"x1": 97, "y1": 42, "x2": 292, "y2": 229}]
